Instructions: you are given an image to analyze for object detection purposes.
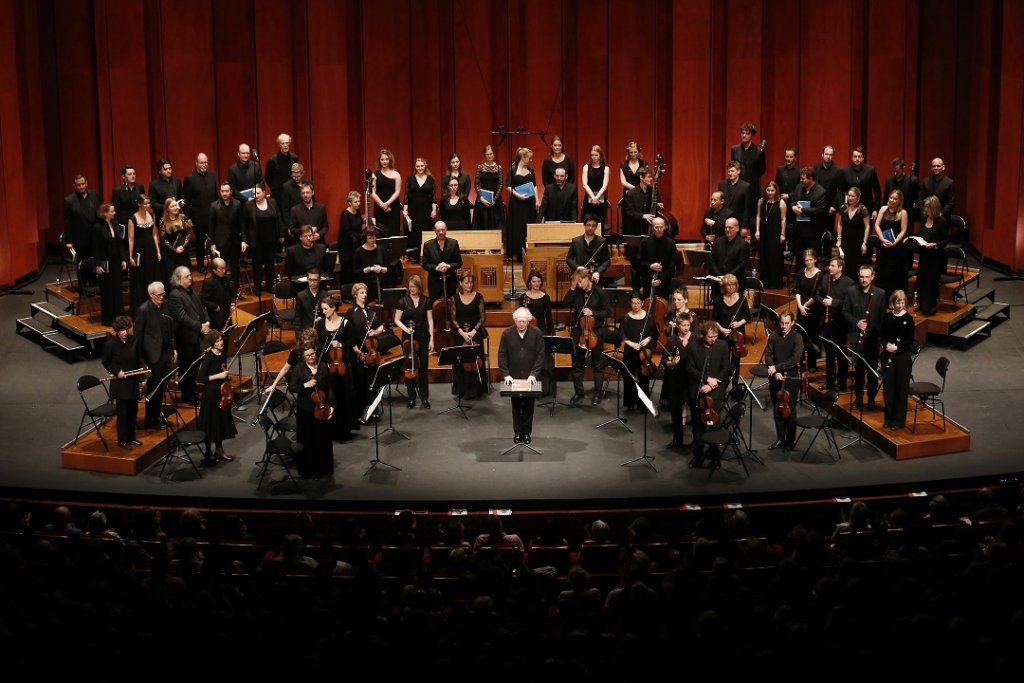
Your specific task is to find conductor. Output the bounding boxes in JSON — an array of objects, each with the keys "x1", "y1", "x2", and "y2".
[{"x1": 498, "y1": 307, "x2": 546, "y2": 445}]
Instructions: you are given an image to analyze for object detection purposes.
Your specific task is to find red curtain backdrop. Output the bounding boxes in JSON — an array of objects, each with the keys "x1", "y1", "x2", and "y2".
[{"x1": 2, "y1": 0, "x2": 1022, "y2": 288}]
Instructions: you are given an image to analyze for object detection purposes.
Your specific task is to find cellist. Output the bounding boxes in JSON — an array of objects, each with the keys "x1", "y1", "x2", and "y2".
[
  {"x1": 685, "y1": 320, "x2": 732, "y2": 468},
  {"x1": 764, "y1": 311, "x2": 804, "y2": 452},
  {"x1": 562, "y1": 267, "x2": 611, "y2": 406},
  {"x1": 395, "y1": 275, "x2": 434, "y2": 409}
]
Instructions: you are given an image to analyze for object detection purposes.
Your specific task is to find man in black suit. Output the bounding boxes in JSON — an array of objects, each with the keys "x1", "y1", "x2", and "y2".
[
  {"x1": 709, "y1": 217, "x2": 749, "y2": 291},
  {"x1": 293, "y1": 267, "x2": 328, "y2": 336},
  {"x1": 775, "y1": 148, "x2": 800, "y2": 242},
  {"x1": 921, "y1": 157, "x2": 956, "y2": 221},
  {"x1": 63, "y1": 174, "x2": 101, "y2": 261},
  {"x1": 638, "y1": 217, "x2": 677, "y2": 298},
  {"x1": 565, "y1": 214, "x2": 609, "y2": 283},
  {"x1": 167, "y1": 266, "x2": 210, "y2": 405},
  {"x1": 207, "y1": 181, "x2": 243, "y2": 287},
  {"x1": 200, "y1": 257, "x2": 234, "y2": 331},
  {"x1": 700, "y1": 191, "x2": 733, "y2": 249},
  {"x1": 538, "y1": 167, "x2": 578, "y2": 222},
  {"x1": 148, "y1": 159, "x2": 182, "y2": 224},
  {"x1": 277, "y1": 163, "x2": 307, "y2": 232},
  {"x1": 813, "y1": 145, "x2": 841, "y2": 217},
  {"x1": 288, "y1": 182, "x2": 329, "y2": 243},
  {"x1": 182, "y1": 152, "x2": 219, "y2": 273},
  {"x1": 885, "y1": 157, "x2": 920, "y2": 226},
  {"x1": 227, "y1": 143, "x2": 263, "y2": 202},
  {"x1": 816, "y1": 256, "x2": 854, "y2": 391},
  {"x1": 621, "y1": 166, "x2": 658, "y2": 237},
  {"x1": 134, "y1": 280, "x2": 176, "y2": 428},
  {"x1": 498, "y1": 307, "x2": 546, "y2": 444},
  {"x1": 835, "y1": 147, "x2": 882, "y2": 219},
  {"x1": 264, "y1": 133, "x2": 299, "y2": 214},
  {"x1": 718, "y1": 161, "x2": 755, "y2": 235},
  {"x1": 730, "y1": 122, "x2": 765, "y2": 188},
  {"x1": 842, "y1": 264, "x2": 886, "y2": 410},
  {"x1": 421, "y1": 221, "x2": 462, "y2": 303},
  {"x1": 111, "y1": 165, "x2": 143, "y2": 239},
  {"x1": 685, "y1": 320, "x2": 733, "y2": 467},
  {"x1": 791, "y1": 166, "x2": 831, "y2": 259},
  {"x1": 285, "y1": 224, "x2": 328, "y2": 281}
]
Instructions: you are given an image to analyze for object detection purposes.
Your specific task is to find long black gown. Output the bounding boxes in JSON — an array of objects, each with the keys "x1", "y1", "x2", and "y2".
[
  {"x1": 374, "y1": 170, "x2": 402, "y2": 235},
  {"x1": 522, "y1": 291, "x2": 554, "y2": 395},
  {"x1": 315, "y1": 316, "x2": 356, "y2": 440},
  {"x1": 196, "y1": 351, "x2": 238, "y2": 448},
  {"x1": 129, "y1": 213, "x2": 161, "y2": 312},
  {"x1": 619, "y1": 313, "x2": 656, "y2": 409},
  {"x1": 287, "y1": 361, "x2": 334, "y2": 478},
  {"x1": 506, "y1": 163, "x2": 537, "y2": 261},
  {"x1": 875, "y1": 210, "x2": 907, "y2": 296},
  {"x1": 438, "y1": 196, "x2": 472, "y2": 231},
  {"x1": 92, "y1": 220, "x2": 126, "y2": 326},
  {"x1": 581, "y1": 164, "x2": 609, "y2": 226},
  {"x1": 914, "y1": 216, "x2": 948, "y2": 314},
  {"x1": 757, "y1": 199, "x2": 785, "y2": 289},
  {"x1": 404, "y1": 174, "x2": 435, "y2": 256},
  {"x1": 796, "y1": 269, "x2": 823, "y2": 368},
  {"x1": 839, "y1": 205, "x2": 870, "y2": 280},
  {"x1": 450, "y1": 292, "x2": 487, "y2": 398},
  {"x1": 472, "y1": 164, "x2": 504, "y2": 230}
]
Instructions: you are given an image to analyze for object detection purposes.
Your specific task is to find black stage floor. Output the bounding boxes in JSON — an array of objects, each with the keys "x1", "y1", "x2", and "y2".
[{"x1": 2, "y1": 263, "x2": 1023, "y2": 511}]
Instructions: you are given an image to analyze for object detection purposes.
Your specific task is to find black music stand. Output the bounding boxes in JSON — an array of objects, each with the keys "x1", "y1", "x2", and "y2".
[
  {"x1": 605, "y1": 287, "x2": 634, "y2": 333},
  {"x1": 438, "y1": 344, "x2": 485, "y2": 419},
  {"x1": 840, "y1": 345, "x2": 879, "y2": 453},
  {"x1": 538, "y1": 335, "x2": 575, "y2": 416},
  {"x1": 603, "y1": 353, "x2": 658, "y2": 471},
  {"x1": 362, "y1": 384, "x2": 401, "y2": 475},
  {"x1": 379, "y1": 236, "x2": 408, "y2": 268},
  {"x1": 232, "y1": 311, "x2": 272, "y2": 411},
  {"x1": 380, "y1": 287, "x2": 409, "y2": 398},
  {"x1": 499, "y1": 379, "x2": 544, "y2": 455},
  {"x1": 732, "y1": 381, "x2": 764, "y2": 464},
  {"x1": 369, "y1": 356, "x2": 409, "y2": 442},
  {"x1": 596, "y1": 351, "x2": 633, "y2": 433}
]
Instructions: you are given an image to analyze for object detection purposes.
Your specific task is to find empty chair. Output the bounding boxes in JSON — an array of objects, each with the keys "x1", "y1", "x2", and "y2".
[
  {"x1": 255, "y1": 414, "x2": 300, "y2": 492},
  {"x1": 794, "y1": 389, "x2": 841, "y2": 461},
  {"x1": 909, "y1": 356, "x2": 949, "y2": 433},
  {"x1": 74, "y1": 375, "x2": 118, "y2": 451}
]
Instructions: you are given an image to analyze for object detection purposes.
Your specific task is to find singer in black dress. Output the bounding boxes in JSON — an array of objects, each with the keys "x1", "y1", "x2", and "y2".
[
  {"x1": 196, "y1": 330, "x2": 238, "y2": 464},
  {"x1": 873, "y1": 190, "x2": 909, "y2": 297},
  {"x1": 438, "y1": 177, "x2": 473, "y2": 231},
  {"x1": 506, "y1": 148, "x2": 538, "y2": 262},
  {"x1": 159, "y1": 198, "x2": 192, "y2": 283},
  {"x1": 521, "y1": 270, "x2": 554, "y2": 396},
  {"x1": 541, "y1": 135, "x2": 575, "y2": 186},
  {"x1": 754, "y1": 182, "x2": 786, "y2": 289},
  {"x1": 914, "y1": 196, "x2": 949, "y2": 315},
  {"x1": 403, "y1": 159, "x2": 436, "y2": 257},
  {"x1": 444, "y1": 153, "x2": 472, "y2": 198},
  {"x1": 371, "y1": 149, "x2": 402, "y2": 236},
  {"x1": 92, "y1": 203, "x2": 127, "y2": 326},
  {"x1": 472, "y1": 145, "x2": 504, "y2": 230},
  {"x1": 794, "y1": 249, "x2": 823, "y2": 369},
  {"x1": 835, "y1": 187, "x2": 872, "y2": 280},
  {"x1": 580, "y1": 145, "x2": 610, "y2": 227},
  {"x1": 127, "y1": 194, "x2": 161, "y2": 313},
  {"x1": 336, "y1": 191, "x2": 365, "y2": 284}
]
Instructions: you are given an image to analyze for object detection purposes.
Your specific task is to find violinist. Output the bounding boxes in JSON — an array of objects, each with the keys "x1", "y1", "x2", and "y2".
[
  {"x1": 294, "y1": 266, "x2": 328, "y2": 336},
  {"x1": 565, "y1": 215, "x2": 609, "y2": 283},
  {"x1": 421, "y1": 220, "x2": 462, "y2": 303},
  {"x1": 344, "y1": 282, "x2": 395, "y2": 422},
  {"x1": 449, "y1": 269, "x2": 487, "y2": 400},
  {"x1": 562, "y1": 267, "x2": 611, "y2": 405},
  {"x1": 711, "y1": 273, "x2": 749, "y2": 388},
  {"x1": 685, "y1": 320, "x2": 732, "y2": 467},
  {"x1": 637, "y1": 216, "x2": 677, "y2": 299},
  {"x1": 395, "y1": 275, "x2": 434, "y2": 409},
  {"x1": 521, "y1": 270, "x2": 554, "y2": 396},
  {"x1": 795, "y1": 248, "x2": 822, "y2": 370},
  {"x1": 816, "y1": 256, "x2": 853, "y2": 391},
  {"x1": 879, "y1": 290, "x2": 915, "y2": 431},
  {"x1": 619, "y1": 292, "x2": 656, "y2": 412},
  {"x1": 662, "y1": 312, "x2": 694, "y2": 448},
  {"x1": 195, "y1": 330, "x2": 237, "y2": 464},
  {"x1": 287, "y1": 344, "x2": 335, "y2": 479},
  {"x1": 316, "y1": 294, "x2": 356, "y2": 441},
  {"x1": 265, "y1": 328, "x2": 320, "y2": 395},
  {"x1": 765, "y1": 312, "x2": 804, "y2": 451},
  {"x1": 101, "y1": 315, "x2": 144, "y2": 449},
  {"x1": 664, "y1": 287, "x2": 697, "y2": 336}
]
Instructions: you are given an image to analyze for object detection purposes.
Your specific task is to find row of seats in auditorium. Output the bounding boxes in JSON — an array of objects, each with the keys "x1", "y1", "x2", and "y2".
[{"x1": 1, "y1": 487, "x2": 1022, "y2": 677}]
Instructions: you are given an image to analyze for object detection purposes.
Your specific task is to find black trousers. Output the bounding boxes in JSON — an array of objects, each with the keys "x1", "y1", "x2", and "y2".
[
  {"x1": 511, "y1": 397, "x2": 535, "y2": 436},
  {"x1": 769, "y1": 375, "x2": 799, "y2": 443},
  {"x1": 116, "y1": 399, "x2": 138, "y2": 443}
]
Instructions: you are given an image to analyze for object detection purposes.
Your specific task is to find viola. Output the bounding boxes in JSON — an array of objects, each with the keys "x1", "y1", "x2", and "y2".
[
  {"x1": 774, "y1": 385, "x2": 792, "y2": 419},
  {"x1": 311, "y1": 384, "x2": 332, "y2": 421},
  {"x1": 403, "y1": 323, "x2": 419, "y2": 381},
  {"x1": 362, "y1": 335, "x2": 381, "y2": 366},
  {"x1": 698, "y1": 395, "x2": 719, "y2": 427},
  {"x1": 732, "y1": 330, "x2": 749, "y2": 358},
  {"x1": 579, "y1": 314, "x2": 599, "y2": 350},
  {"x1": 639, "y1": 346, "x2": 656, "y2": 377},
  {"x1": 461, "y1": 324, "x2": 481, "y2": 372}
]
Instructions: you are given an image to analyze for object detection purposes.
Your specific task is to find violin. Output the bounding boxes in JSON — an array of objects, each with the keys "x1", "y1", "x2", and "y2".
[
  {"x1": 698, "y1": 395, "x2": 719, "y2": 427},
  {"x1": 461, "y1": 324, "x2": 481, "y2": 372},
  {"x1": 579, "y1": 313, "x2": 599, "y2": 351},
  {"x1": 359, "y1": 309, "x2": 382, "y2": 366},
  {"x1": 328, "y1": 344, "x2": 347, "y2": 376},
  {"x1": 732, "y1": 330, "x2": 748, "y2": 358},
  {"x1": 403, "y1": 323, "x2": 419, "y2": 381},
  {"x1": 774, "y1": 384, "x2": 792, "y2": 419},
  {"x1": 311, "y1": 384, "x2": 332, "y2": 420},
  {"x1": 218, "y1": 361, "x2": 233, "y2": 411}
]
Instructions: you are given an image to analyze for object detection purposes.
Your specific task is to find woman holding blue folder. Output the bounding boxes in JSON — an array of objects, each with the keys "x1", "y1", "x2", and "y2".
[
  {"x1": 472, "y1": 145, "x2": 505, "y2": 230},
  {"x1": 872, "y1": 189, "x2": 909, "y2": 297},
  {"x1": 507, "y1": 147, "x2": 538, "y2": 261}
]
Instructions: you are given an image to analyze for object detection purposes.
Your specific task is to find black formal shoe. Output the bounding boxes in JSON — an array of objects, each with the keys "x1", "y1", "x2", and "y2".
[
  {"x1": 407, "y1": 399, "x2": 416, "y2": 409},
  {"x1": 130, "y1": 439, "x2": 143, "y2": 446},
  {"x1": 570, "y1": 393, "x2": 584, "y2": 406},
  {"x1": 667, "y1": 439, "x2": 682, "y2": 448},
  {"x1": 867, "y1": 400, "x2": 877, "y2": 411},
  {"x1": 592, "y1": 392, "x2": 602, "y2": 405},
  {"x1": 119, "y1": 441, "x2": 133, "y2": 449},
  {"x1": 782, "y1": 442, "x2": 795, "y2": 452},
  {"x1": 523, "y1": 434, "x2": 532, "y2": 445},
  {"x1": 422, "y1": 400, "x2": 431, "y2": 409},
  {"x1": 851, "y1": 400, "x2": 863, "y2": 411},
  {"x1": 768, "y1": 439, "x2": 784, "y2": 450},
  {"x1": 514, "y1": 434, "x2": 522, "y2": 444}
]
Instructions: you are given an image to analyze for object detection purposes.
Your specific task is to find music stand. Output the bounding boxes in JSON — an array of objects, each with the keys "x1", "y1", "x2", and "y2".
[
  {"x1": 499, "y1": 379, "x2": 543, "y2": 455},
  {"x1": 362, "y1": 384, "x2": 401, "y2": 475},
  {"x1": 605, "y1": 287, "x2": 634, "y2": 332},
  {"x1": 232, "y1": 311, "x2": 272, "y2": 410},
  {"x1": 538, "y1": 335, "x2": 576, "y2": 415},
  {"x1": 379, "y1": 235, "x2": 408, "y2": 268},
  {"x1": 438, "y1": 344, "x2": 485, "y2": 419},
  {"x1": 840, "y1": 345, "x2": 880, "y2": 452},
  {"x1": 732, "y1": 381, "x2": 764, "y2": 465},
  {"x1": 367, "y1": 356, "x2": 409, "y2": 442},
  {"x1": 596, "y1": 351, "x2": 633, "y2": 433},
  {"x1": 603, "y1": 353, "x2": 658, "y2": 471}
]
